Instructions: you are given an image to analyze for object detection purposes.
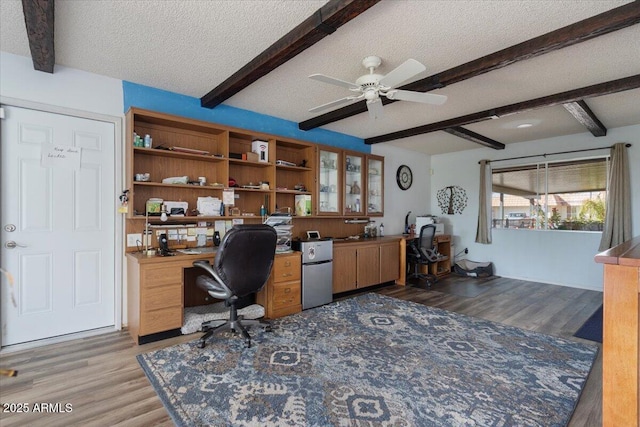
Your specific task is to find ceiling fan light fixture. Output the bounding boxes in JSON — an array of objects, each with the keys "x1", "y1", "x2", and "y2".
[
  {"x1": 364, "y1": 89, "x2": 378, "y2": 101},
  {"x1": 517, "y1": 123, "x2": 533, "y2": 129},
  {"x1": 308, "y1": 55, "x2": 447, "y2": 116}
]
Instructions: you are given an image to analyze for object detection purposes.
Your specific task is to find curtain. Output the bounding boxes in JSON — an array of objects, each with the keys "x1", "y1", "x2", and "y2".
[
  {"x1": 476, "y1": 160, "x2": 492, "y2": 244},
  {"x1": 599, "y1": 143, "x2": 632, "y2": 251}
]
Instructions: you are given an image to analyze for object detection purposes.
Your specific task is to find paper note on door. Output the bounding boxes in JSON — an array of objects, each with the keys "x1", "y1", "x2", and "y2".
[
  {"x1": 41, "y1": 144, "x2": 81, "y2": 170},
  {"x1": 40, "y1": 144, "x2": 81, "y2": 170}
]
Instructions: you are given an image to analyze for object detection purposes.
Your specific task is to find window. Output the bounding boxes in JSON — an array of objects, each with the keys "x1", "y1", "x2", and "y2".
[{"x1": 492, "y1": 157, "x2": 608, "y2": 231}]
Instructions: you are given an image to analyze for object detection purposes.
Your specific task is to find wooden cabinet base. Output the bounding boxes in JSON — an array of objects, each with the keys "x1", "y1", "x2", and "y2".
[
  {"x1": 269, "y1": 304, "x2": 303, "y2": 319},
  {"x1": 332, "y1": 237, "x2": 401, "y2": 293},
  {"x1": 256, "y1": 252, "x2": 302, "y2": 319},
  {"x1": 135, "y1": 328, "x2": 182, "y2": 345},
  {"x1": 595, "y1": 237, "x2": 640, "y2": 427}
]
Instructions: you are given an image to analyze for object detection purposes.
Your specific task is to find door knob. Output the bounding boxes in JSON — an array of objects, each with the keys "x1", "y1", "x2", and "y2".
[{"x1": 5, "y1": 241, "x2": 27, "y2": 249}]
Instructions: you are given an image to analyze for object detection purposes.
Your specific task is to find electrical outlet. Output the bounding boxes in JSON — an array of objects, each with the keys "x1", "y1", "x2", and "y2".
[{"x1": 127, "y1": 233, "x2": 142, "y2": 247}]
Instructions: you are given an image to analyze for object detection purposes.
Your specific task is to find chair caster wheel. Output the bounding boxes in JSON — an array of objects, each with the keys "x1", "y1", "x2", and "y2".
[
  {"x1": 245, "y1": 341, "x2": 251, "y2": 348},
  {"x1": 197, "y1": 341, "x2": 206, "y2": 349},
  {"x1": 264, "y1": 325, "x2": 273, "y2": 332}
]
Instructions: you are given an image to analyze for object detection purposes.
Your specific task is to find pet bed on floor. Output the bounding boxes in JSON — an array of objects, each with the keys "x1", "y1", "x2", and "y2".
[
  {"x1": 454, "y1": 259, "x2": 494, "y2": 277},
  {"x1": 181, "y1": 303, "x2": 264, "y2": 335}
]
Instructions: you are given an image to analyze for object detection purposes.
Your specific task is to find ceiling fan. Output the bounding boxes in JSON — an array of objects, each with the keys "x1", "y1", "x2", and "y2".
[{"x1": 308, "y1": 55, "x2": 447, "y2": 120}]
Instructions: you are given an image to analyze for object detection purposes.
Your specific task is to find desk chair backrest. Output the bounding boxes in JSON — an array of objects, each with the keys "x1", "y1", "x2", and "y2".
[
  {"x1": 417, "y1": 224, "x2": 438, "y2": 262},
  {"x1": 213, "y1": 224, "x2": 277, "y2": 298}
]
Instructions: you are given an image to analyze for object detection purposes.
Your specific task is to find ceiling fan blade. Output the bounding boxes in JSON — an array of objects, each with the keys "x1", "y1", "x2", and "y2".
[
  {"x1": 367, "y1": 98, "x2": 384, "y2": 120},
  {"x1": 309, "y1": 96, "x2": 360, "y2": 113},
  {"x1": 379, "y1": 58, "x2": 426, "y2": 89},
  {"x1": 387, "y1": 89, "x2": 447, "y2": 105},
  {"x1": 309, "y1": 74, "x2": 360, "y2": 90}
]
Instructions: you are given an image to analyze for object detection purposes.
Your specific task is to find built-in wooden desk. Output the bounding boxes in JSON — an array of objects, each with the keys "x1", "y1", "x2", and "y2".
[
  {"x1": 595, "y1": 236, "x2": 640, "y2": 427},
  {"x1": 126, "y1": 250, "x2": 301, "y2": 344},
  {"x1": 395, "y1": 234, "x2": 452, "y2": 285}
]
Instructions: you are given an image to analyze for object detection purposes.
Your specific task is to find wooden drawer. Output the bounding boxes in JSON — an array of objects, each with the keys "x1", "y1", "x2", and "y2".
[
  {"x1": 143, "y1": 284, "x2": 182, "y2": 311},
  {"x1": 273, "y1": 255, "x2": 301, "y2": 283},
  {"x1": 141, "y1": 266, "x2": 183, "y2": 287},
  {"x1": 139, "y1": 306, "x2": 183, "y2": 335},
  {"x1": 271, "y1": 280, "x2": 301, "y2": 310},
  {"x1": 270, "y1": 304, "x2": 302, "y2": 319}
]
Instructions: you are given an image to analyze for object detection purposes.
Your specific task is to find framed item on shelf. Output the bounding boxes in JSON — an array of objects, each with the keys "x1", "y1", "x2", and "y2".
[{"x1": 396, "y1": 165, "x2": 413, "y2": 190}]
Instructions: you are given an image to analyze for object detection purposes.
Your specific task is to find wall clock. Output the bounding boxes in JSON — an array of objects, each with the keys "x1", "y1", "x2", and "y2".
[{"x1": 396, "y1": 165, "x2": 413, "y2": 190}]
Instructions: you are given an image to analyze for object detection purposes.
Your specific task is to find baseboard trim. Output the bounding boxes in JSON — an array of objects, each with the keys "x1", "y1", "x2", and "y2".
[{"x1": 0, "y1": 326, "x2": 118, "y2": 354}]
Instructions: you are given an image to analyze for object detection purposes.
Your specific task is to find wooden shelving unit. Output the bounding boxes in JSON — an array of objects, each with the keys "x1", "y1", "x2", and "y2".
[
  {"x1": 125, "y1": 107, "x2": 385, "y2": 249},
  {"x1": 431, "y1": 234, "x2": 452, "y2": 278}
]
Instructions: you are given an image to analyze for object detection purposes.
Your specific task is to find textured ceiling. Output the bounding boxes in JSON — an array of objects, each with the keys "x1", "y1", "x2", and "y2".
[{"x1": 1, "y1": 0, "x2": 639, "y2": 155}]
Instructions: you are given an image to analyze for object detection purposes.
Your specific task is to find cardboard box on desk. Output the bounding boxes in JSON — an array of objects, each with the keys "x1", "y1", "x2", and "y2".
[{"x1": 295, "y1": 194, "x2": 311, "y2": 216}]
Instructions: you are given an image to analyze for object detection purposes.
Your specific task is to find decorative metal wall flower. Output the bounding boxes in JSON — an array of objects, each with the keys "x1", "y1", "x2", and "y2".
[{"x1": 437, "y1": 186, "x2": 468, "y2": 215}]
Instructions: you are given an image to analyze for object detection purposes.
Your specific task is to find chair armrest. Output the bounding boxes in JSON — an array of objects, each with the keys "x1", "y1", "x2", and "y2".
[
  {"x1": 196, "y1": 276, "x2": 232, "y2": 300},
  {"x1": 193, "y1": 260, "x2": 233, "y2": 299}
]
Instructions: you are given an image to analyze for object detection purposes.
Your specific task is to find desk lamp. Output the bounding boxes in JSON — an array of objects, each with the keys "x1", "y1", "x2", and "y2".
[{"x1": 144, "y1": 204, "x2": 168, "y2": 256}]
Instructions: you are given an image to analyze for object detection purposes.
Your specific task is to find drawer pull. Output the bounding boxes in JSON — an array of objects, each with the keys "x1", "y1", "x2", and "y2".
[
  {"x1": 284, "y1": 288, "x2": 291, "y2": 293},
  {"x1": 282, "y1": 273, "x2": 292, "y2": 277},
  {"x1": 284, "y1": 261, "x2": 291, "y2": 267}
]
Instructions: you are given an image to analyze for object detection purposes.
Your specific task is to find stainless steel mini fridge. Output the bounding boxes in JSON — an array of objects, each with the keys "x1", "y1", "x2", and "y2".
[{"x1": 295, "y1": 239, "x2": 333, "y2": 310}]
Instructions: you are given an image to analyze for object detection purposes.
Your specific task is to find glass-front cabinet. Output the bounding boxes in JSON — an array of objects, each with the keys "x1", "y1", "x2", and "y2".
[
  {"x1": 344, "y1": 151, "x2": 365, "y2": 216},
  {"x1": 317, "y1": 147, "x2": 341, "y2": 215},
  {"x1": 366, "y1": 155, "x2": 384, "y2": 216}
]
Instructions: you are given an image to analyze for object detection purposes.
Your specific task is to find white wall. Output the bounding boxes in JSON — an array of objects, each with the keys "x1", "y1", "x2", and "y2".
[
  {"x1": 0, "y1": 52, "x2": 123, "y2": 116},
  {"x1": 430, "y1": 125, "x2": 640, "y2": 291},
  {"x1": 371, "y1": 144, "x2": 432, "y2": 236}
]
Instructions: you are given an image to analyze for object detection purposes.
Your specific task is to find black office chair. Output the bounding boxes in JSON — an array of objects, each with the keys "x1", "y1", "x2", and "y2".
[
  {"x1": 407, "y1": 224, "x2": 441, "y2": 286},
  {"x1": 192, "y1": 224, "x2": 277, "y2": 348}
]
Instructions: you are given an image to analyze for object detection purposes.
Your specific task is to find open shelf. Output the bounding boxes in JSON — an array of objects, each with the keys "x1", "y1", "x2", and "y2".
[
  {"x1": 133, "y1": 147, "x2": 225, "y2": 162},
  {"x1": 125, "y1": 107, "x2": 384, "y2": 253}
]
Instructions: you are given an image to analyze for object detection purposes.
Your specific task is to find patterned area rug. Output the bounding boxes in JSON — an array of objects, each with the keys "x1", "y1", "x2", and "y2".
[{"x1": 137, "y1": 293, "x2": 598, "y2": 426}]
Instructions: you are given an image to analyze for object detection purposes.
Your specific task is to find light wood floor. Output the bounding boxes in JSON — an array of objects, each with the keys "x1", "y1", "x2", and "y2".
[{"x1": 0, "y1": 275, "x2": 603, "y2": 427}]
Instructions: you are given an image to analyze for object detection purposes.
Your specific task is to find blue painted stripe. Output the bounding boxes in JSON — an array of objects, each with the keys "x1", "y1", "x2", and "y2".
[{"x1": 123, "y1": 81, "x2": 368, "y2": 153}]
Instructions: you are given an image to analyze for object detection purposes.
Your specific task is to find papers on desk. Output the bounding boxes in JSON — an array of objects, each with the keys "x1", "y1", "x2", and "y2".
[
  {"x1": 264, "y1": 214, "x2": 293, "y2": 253},
  {"x1": 177, "y1": 249, "x2": 201, "y2": 254},
  {"x1": 176, "y1": 247, "x2": 216, "y2": 255},
  {"x1": 197, "y1": 197, "x2": 222, "y2": 216}
]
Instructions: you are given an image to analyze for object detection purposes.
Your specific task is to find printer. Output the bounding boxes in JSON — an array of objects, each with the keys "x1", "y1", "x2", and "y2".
[{"x1": 415, "y1": 216, "x2": 444, "y2": 235}]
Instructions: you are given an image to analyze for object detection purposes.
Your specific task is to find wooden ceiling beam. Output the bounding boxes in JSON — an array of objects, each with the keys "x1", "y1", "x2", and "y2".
[
  {"x1": 563, "y1": 100, "x2": 607, "y2": 136},
  {"x1": 299, "y1": 1, "x2": 640, "y2": 131},
  {"x1": 201, "y1": 0, "x2": 381, "y2": 109},
  {"x1": 22, "y1": 0, "x2": 55, "y2": 73},
  {"x1": 444, "y1": 127, "x2": 505, "y2": 150},
  {"x1": 365, "y1": 74, "x2": 640, "y2": 145}
]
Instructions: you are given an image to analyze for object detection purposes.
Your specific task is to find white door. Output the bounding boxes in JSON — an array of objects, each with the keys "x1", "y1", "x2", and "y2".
[{"x1": 1, "y1": 105, "x2": 116, "y2": 346}]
